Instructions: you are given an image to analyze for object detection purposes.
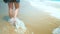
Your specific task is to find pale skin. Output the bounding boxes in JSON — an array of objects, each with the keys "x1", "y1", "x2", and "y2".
[{"x1": 8, "y1": 2, "x2": 19, "y2": 23}]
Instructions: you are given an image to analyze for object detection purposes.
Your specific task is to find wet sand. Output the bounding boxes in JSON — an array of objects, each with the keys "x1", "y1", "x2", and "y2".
[{"x1": 0, "y1": 0, "x2": 60, "y2": 34}]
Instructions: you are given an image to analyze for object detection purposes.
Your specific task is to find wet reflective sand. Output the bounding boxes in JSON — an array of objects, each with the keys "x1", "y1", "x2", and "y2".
[{"x1": 0, "y1": 0, "x2": 60, "y2": 34}]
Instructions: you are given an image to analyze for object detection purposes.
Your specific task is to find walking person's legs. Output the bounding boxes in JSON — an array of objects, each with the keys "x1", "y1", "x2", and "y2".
[
  {"x1": 14, "y1": 2, "x2": 19, "y2": 19},
  {"x1": 8, "y1": 3, "x2": 13, "y2": 18},
  {"x1": 13, "y1": 2, "x2": 19, "y2": 25},
  {"x1": 8, "y1": 0, "x2": 20, "y2": 25},
  {"x1": 8, "y1": 3, "x2": 14, "y2": 25},
  {"x1": 8, "y1": 2, "x2": 19, "y2": 20}
]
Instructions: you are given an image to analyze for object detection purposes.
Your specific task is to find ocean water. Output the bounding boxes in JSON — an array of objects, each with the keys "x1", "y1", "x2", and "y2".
[{"x1": 0, "y1": 0, "x2": 60, "y2": 34}]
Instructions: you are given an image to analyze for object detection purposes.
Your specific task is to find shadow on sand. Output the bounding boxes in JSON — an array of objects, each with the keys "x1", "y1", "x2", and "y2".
[{"x1": 3, "y1": 16, "x2": 9, "y2": 21}]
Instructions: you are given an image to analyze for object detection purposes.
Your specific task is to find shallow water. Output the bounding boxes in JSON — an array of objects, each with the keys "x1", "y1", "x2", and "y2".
[{"x1": 0, "y1": 0, "x2": 60, "y2": 34}]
